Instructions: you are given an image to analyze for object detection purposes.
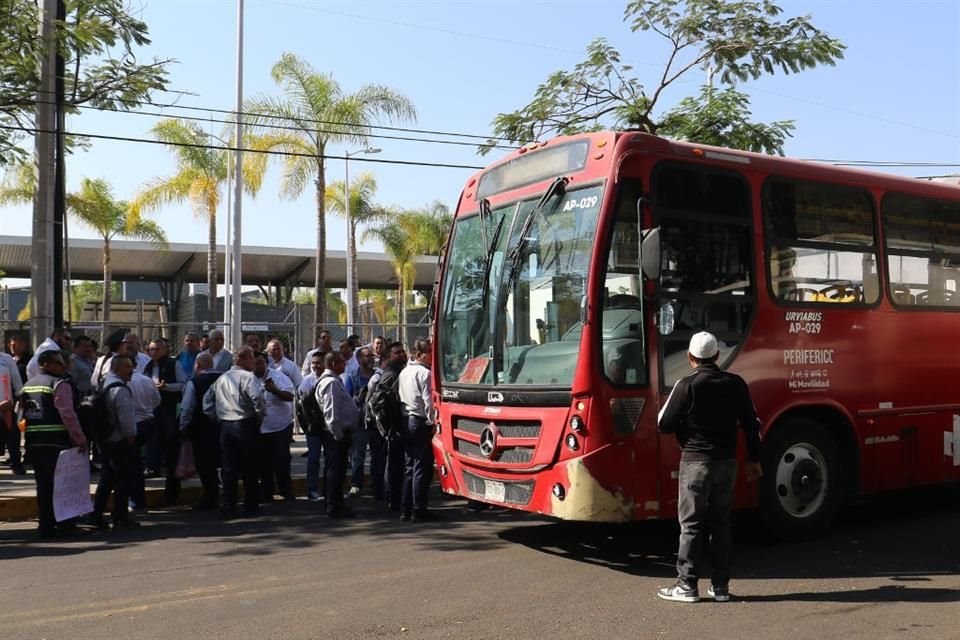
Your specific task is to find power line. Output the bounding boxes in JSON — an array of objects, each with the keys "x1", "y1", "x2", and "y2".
[
  {"x1": 13, "y1": 85, "x2": 514, "y2": 143},
  {"x1": 4, "y1": 109, "x2": 958, "y2": 170},
  {"x1": 257, "y1": 1, "x2": 960, "y2": 143},
  {"x1": 14, "y1": 96, "x2": 520, "y2": 151},
  {"x1": 0, "y1": 123, "x2": 487, "y2": 171}
]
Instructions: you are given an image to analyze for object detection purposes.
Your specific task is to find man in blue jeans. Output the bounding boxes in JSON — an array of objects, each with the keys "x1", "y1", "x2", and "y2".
[{"x1": 656, "y1": 331, "x2": 763, "y2": 603}]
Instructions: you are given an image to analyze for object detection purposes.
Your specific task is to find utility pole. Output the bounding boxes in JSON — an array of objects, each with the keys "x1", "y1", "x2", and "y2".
[
  {"x1": 53, "y1": 0, "x2": 67, "y2": 327},
  {"x1": 229, "y1": 0, "x2": 244, "y2": 350},
  {"x1": 31, "y1": 0, "x2": 58, "y2": 342}
]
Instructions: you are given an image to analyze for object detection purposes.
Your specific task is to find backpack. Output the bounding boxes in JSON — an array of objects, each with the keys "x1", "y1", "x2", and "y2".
[
  {"x1": 78, "y1": 381, "x2": 125, "y2": 443},
  {"x1": 366, "y1": 370, "x2": 401, "y2": 438},
  {"x1": 296, "y1": 379, "x2": 324, "y2": 435}
]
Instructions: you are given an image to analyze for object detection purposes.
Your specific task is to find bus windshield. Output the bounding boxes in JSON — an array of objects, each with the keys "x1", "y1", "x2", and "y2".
[{"x1": 440, "y1": 184, "x2": 604, "y2": 386}]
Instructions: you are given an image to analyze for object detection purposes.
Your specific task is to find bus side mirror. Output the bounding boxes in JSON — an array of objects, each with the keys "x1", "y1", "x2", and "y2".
[{"x1": 640, "y1": 227, "x2": 660, "y2": 281}]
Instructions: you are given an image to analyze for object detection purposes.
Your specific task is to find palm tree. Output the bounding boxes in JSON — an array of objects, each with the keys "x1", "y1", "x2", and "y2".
[
  {"x1": 325, "y1": 171, "x2": 389, "y2": 325},
  {"x1": 244, "y1": 52, "x2": 416, "y2": 336},
  {"x1": 0, "y1": 162, "x2": 33, "y2": 205},
  {"x1": 67, "y1": 178, "x2": 167, "y2": 327},
  {"x1": 128, "y1": 119, "x2": 268, "y2": 319},
  {"x1": 362, "y1": 219, "x2": 416, "y2": 343},
  {"x1": 362, "y1": 203, "x2": 451, "y2": 344},
  {"x1": 406, "y1": 200, "x2": 453, "y2": 255}
]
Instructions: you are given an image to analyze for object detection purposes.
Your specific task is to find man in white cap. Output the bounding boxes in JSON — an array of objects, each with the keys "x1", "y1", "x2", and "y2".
[{"x1": 656, "y1": 331, "x2": 762, "y2": 603}]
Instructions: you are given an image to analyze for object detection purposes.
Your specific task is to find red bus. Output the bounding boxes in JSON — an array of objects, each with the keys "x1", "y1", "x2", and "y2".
[{"x1": 431, "y1": 131, "x2": 960, "y2": 539}]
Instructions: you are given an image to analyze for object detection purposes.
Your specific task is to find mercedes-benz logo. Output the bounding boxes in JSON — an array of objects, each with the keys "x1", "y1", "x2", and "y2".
[{"x1": 479, "y1": 425, "x2": 498, "y2": 459}]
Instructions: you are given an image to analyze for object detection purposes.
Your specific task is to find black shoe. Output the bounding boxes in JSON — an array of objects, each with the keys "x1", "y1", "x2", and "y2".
[
  {"x1": 399, "y1": 512, "x2": 411, "y2": 522},
  {"x1": 327, "y1": 506, "x2": 355, "y2": 518},
  {"x1": 243, "y1": 506, "x2": 262, "y2": 517},
  {"x1": 220, "y1": 507, "x2": 239, "y2": 520},
  {"x1": 87, "y1": 514, "x2": 110, "y2": 530},
  {"x1": 192, "y1": 500, "x2": 218, "y2": 511},
  {"x1": 37, "y1": 527, "x2": 57, "y2": 539},
  {"x1": 112, "y1": 518, "x2": 141, "y2": 530},
  {"x1": 11, "y1": 462, "x2": 26, "y2": 476},
  {"x1": 708, "y1": 585, "x2": 731, "y2": 602},
  {"x1": 281, "y1": 493, "x2": 296, "y2": 502}
]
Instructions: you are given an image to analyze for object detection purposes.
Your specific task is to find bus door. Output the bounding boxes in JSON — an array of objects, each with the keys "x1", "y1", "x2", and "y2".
[{"x1": 648, "y1": 160, "x2": 756, "y2": 517}]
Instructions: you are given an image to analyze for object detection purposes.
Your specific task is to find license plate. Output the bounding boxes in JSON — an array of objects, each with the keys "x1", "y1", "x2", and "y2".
[{"x1": 484, "y1": 480, "x2": 506, "y2": 503}]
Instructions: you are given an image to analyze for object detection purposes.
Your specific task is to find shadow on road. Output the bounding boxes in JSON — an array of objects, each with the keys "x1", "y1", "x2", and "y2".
[
  {"x1": 0, "y1": 489, "x2": 533, "y2": 560},
  {"x1": 496, "y1": 486, "x2": 960, "y2": 603}
]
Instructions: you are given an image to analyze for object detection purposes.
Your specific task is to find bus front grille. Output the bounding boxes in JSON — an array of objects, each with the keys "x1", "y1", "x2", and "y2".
[
  {"x1": 455, "y1": 418, "x2": 541, "y2": 439},
  {"x1": 455, "y1": 440, "x2": 535, "y2": 464},
  {"x1": 462, "y1": 471, "x2": 535, "y2": 506}
]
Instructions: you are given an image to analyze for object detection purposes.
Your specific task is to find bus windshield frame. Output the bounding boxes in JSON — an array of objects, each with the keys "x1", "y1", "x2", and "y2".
[{"x1": 438, "y1": 181, "x2": 605, "y2": 389}]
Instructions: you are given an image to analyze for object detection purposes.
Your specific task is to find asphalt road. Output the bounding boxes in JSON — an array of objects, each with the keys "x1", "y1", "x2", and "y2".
[{"x1": 0, "y1": 489, "x2": 957, "y2": 640}]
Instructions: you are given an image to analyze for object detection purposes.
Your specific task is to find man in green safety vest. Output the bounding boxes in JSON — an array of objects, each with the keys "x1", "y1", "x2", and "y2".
[{"x1": 20, "y1": 350, "x2": 88, "y2": 538}]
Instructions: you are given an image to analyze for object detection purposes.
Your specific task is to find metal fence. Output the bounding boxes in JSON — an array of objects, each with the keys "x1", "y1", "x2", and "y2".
[{"x1": 1, "y1": 314, "x2": 430, "y2": 364}]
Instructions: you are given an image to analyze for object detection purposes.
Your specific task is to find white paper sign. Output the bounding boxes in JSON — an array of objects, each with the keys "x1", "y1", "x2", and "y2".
[{"x1": 53, "y1": 447, "x2": 93, "y2": 522}]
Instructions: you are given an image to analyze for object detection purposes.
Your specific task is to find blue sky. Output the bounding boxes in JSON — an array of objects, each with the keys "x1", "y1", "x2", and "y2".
[{"x1": 1, "y1": 0, "x2": 958, "y2": 258}]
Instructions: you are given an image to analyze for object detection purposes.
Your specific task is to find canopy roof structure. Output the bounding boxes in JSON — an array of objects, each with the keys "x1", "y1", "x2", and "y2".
[{"x1": 0, "y1": 235, "x2": 438, "y2": 289}]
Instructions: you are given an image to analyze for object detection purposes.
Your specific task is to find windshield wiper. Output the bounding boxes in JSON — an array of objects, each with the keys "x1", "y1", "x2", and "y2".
[
  {"x1": 503, "y1": 176, "x2": 569, "y2": 290},
  {"x1": 479, "y1": 212, "x2": 506, "y2": 304},
  {"x1": 478, "y1": 198, "x2": 491, "y2": 257}
]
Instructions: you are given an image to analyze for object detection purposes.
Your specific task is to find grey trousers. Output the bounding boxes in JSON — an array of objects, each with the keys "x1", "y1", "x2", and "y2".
[{"x1": 676, "y1": 459, "x2": 737, "y2": 587}]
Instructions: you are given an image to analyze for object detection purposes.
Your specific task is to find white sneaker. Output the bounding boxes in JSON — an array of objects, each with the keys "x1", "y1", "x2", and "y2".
[
  {"x1": 347, "y1": 486, "x2": 361, "y2": 497},
  {"x1": 657, "y1": 582, "x2": 699, "y2": 603}
]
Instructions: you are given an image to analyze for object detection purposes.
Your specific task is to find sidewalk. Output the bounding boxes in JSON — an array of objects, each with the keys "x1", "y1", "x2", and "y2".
[{"x1": 0, "y1": 438, "x2": 313, "y2": 521}]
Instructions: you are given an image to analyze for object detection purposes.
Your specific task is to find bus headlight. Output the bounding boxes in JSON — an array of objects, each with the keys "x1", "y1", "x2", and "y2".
[
  {"x1": 565, "y1": 433, "x2": 579, "y2": 451},
  {"x1": 570, "y1": 415, "x2": 585, "y2": 433},
  {"x1": 552, "y1": 483, "x2": 566, "y2": 500}
]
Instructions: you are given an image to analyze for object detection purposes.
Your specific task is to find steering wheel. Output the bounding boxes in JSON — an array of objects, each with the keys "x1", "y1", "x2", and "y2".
[{"x1": 607, "y1": 294, "x2": 643, "y2": 310}]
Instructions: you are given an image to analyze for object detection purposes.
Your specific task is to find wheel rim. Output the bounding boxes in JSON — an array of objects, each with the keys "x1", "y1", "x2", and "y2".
[{"x1": 774, "y1": 442, "x2": 828, "y2": 518}]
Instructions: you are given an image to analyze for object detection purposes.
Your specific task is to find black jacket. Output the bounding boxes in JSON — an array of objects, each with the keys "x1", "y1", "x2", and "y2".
[{"x1": 657, "y1": 364, "x2": 762, "y2": 462}]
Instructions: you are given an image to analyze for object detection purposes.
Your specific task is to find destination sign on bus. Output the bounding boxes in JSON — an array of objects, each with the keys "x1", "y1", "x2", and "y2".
[{"x1": 476, "y1": 140, "x2": 590, "y2": 199}]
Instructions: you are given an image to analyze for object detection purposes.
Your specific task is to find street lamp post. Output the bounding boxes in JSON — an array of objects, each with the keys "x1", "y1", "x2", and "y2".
[{"x1": 344, "y1": 146, "x2": 380, "y2": 336}]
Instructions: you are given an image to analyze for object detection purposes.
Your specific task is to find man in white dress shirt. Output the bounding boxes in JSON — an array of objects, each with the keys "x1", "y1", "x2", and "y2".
[
  {"x1": 266, "y1": 339, "x2": 302, "y2": 387},
  {"x1": 253, "y1": 352, "x2": 295, "y2": 501}
]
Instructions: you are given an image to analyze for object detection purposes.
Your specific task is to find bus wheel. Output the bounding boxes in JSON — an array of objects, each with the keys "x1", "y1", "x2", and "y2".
[{"x1": 759, "y1": 419, "x2": 842, "y2": 541}]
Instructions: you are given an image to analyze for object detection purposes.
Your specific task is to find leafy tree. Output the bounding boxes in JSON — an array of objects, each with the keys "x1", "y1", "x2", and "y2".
[
  {"x1": 128, "y1": 118, "x2": 267, "y2": 320},
  {"x1": 484, "y1": 0, "x2": 845, "y2": 155},
  {"x1": 290, "y1": 288, "x2": 346, "y2": 327},
  {"x1": 69, "y1": 280, "x2": 120, "y2": 320},
  {"x1": 324, "y1": 171, "x2": 390, "y2": 324},
  {"x1": 0, "y1": 0, "x2": 173, "y2": 165},
  {"x1": 68, "y1": 177, "x2": 167, "y2": 327},
  {"x1": 244, "y1": 53, "x2": 416, "y2": 339}
]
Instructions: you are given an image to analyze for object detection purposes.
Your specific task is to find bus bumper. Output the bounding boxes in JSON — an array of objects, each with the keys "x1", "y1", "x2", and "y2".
[{"x1": 433, "y1": 438, "x2": 635, "y2": 523}]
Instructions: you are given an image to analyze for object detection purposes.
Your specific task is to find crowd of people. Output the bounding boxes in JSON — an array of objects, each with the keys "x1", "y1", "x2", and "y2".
[{"x1": 1, "y1": 326, "x2": 438, "y2": 538}]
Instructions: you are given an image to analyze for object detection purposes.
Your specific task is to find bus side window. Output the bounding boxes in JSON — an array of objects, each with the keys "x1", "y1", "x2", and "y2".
[
  {"x1": 763, "y1": 178, "x2": 879, "y2": 305},
  {"x1": 884, "y1": 193, "x2": 960, "y2": 309}
]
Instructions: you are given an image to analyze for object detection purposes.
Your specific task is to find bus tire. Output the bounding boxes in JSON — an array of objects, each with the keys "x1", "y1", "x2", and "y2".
[{"x1": 759, "y1": 418, "x2": 843, "y2": 541}]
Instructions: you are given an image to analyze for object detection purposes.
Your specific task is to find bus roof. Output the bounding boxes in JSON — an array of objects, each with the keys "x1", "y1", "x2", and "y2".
[{"x1": 459, "y1": 131, "x2": 960, "y2": 213}]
